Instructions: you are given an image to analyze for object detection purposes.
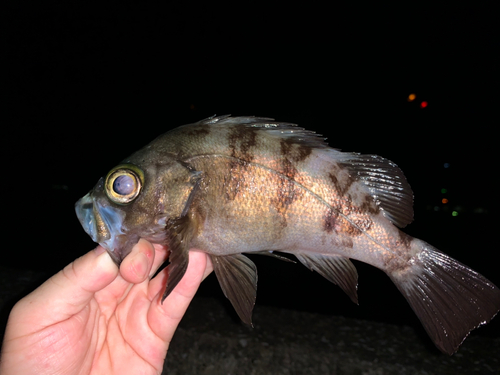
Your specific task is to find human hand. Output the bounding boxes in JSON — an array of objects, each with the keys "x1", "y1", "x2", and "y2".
[{"x1": 0, "y1": 240, "x2": 213, "y2": 374}]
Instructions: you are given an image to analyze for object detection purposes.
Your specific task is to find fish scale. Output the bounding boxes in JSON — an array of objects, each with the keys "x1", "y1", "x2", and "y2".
[{"x1": 76, "y1": 115, "x2": 500, "y2": 356}]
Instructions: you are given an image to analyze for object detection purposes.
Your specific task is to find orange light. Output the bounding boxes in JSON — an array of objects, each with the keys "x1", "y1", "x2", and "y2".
[
  {"x1": 408, "y1": 93, "x2": 416, "y2": 102},
  {"x1": 442, "y1": 198, "x2": 448, "y2": 204},
  {"x1": 420, "y1": 101, "x2": 428, "y2": 108}
]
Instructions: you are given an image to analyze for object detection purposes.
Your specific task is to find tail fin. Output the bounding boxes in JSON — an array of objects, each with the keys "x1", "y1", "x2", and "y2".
[{"x1": 389, "y1": 240, "x2": 500, "y2": 355}]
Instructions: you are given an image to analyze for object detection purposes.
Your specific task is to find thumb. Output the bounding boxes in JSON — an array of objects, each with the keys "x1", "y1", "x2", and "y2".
[{"x1": 12, "y1": 246, "x2": 119, "y2": 332}]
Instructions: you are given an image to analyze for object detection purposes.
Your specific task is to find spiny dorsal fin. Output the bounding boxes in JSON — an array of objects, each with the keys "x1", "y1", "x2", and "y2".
[
  {"x1": 295, "y1": 253, "x2": 358, "y2": 304},
  {"x1": 199, "y1": 115, "x2": 331, "y2": 150},
  {"x1": 210, "y1": 253, "x2": 258, "y2": 326}
]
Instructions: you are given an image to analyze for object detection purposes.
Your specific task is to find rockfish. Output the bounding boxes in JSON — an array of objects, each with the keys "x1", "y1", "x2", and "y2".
[{"x1": 75, "y1": 115, "x2": 500, "y2": 355}]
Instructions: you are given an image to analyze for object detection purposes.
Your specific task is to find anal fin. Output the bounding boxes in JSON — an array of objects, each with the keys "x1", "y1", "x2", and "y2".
[
  {"x1": 210, "y1": 253, "x2": 258, "y2": 326},
  {"x1": 295, "y1": 253, "x2": 358, "y2": 304}
]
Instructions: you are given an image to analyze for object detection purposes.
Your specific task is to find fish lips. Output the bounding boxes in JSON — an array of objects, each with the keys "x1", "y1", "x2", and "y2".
[{"x1": 75, "y1": 191, "x2": 137, "y2": 265}]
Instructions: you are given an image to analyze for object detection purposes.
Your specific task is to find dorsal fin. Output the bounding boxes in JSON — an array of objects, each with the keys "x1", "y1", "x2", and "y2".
[
  {"x1": 329, "y1": 151, "x2": 414, "y2": 228},
  {"x1": 199, "y1": 115, "x2": 331, "y2": 150}
]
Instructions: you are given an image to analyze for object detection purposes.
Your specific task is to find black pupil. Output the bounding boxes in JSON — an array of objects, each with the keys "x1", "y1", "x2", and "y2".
[{"x1": 113, "y1": 174, "x2": 135, "y2": 196}]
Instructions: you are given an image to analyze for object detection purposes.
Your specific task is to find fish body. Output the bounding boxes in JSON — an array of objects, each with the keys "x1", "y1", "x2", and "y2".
[{"x1": 76, "y1": 115, "x2": 500, "y2": 355}]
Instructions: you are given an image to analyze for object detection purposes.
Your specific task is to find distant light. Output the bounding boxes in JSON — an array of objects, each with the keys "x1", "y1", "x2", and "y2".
[
  {"x1": 408, "y1": 93, "x2": 416, "y2": 102},
  {"x1": 444, "y1": 163, "x2": 450, "y2": 168},
  {"x1": 434, "y1": 206, "x2": 440, "y2": 211},
  {"x1": 452, "y1": 211, "x2": 458, "y2": 217},
  {"x1": 441, "y1": 188, "x2": 447, "y2": 194},
  {"x1": 442, "y1": 198, "x2": 449, "y2": 204},
  {"x1": 420, "y1": 101, "x2": 428, "y2": 108}
]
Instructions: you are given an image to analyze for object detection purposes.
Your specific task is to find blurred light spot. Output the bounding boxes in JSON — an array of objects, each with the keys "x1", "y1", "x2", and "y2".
[
  {"x1": 408, "y1": 93, "x2": 416, "y2": 102},
  {"x1": 441, "y1": 188, "x2": 447, "y2": 194},
  {"x1": 434, "y1": 206, "x2": 440, "y2": 211},
  {"x1": 420, "y1": 101, "x2": 428, "y2": 108},
  {"x1": 444, "y1": 163, "x2": 450, "y2": 168},
  {"x1": 442, "y1": 198, "x2": 449, "y2": 204},
  {"x1": 452, "y1": 211, "x2": 458, "y2": 217}
]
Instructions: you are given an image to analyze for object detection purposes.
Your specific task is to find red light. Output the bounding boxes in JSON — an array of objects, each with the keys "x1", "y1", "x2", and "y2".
[{"x1": 420, "y1": 101, "x2": 428, "y2": 108}]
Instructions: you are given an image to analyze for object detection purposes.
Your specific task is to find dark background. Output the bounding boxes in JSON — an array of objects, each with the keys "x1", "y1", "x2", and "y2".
[{"x1": 2, "y1": 1, "x2": 498, "y2": 345}]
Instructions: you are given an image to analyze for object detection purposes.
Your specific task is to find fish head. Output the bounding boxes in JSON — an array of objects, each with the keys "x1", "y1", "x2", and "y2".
[{"x1": 75, "y1": 157, "x2": 201, "y2": 265}]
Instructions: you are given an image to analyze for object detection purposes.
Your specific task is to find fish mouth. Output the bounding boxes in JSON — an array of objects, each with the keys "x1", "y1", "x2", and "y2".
[{"x1": 75, "y1": 191, "x2": 133, "y2": 265}]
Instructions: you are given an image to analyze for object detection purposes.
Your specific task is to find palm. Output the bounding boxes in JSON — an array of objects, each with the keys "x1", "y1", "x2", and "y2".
[{"x1": 80, "y1": 290, "x2": 162, "y2": 372}]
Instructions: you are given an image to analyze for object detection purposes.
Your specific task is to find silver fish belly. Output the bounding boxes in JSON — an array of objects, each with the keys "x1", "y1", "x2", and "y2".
[{"x1": 76, "y1": 115, "x2": 500, "y2": 355}]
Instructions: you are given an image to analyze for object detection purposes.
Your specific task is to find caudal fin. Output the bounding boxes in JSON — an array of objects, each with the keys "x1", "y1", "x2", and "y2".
[{"x1": 389, "y1": 240, "x2": 500, "y2": 355}]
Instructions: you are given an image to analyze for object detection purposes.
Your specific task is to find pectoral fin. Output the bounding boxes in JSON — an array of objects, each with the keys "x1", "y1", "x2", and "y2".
[
  {"x1": 210, "y1": 254, "x2": 258, "y2": 326},
  {"x1": 161, "y1": 214, "x2": 197, "y2": 302},
  {"x1": 295, "y1": 253, "x2": 358, "y2": 304},
  {"x1": 161, "y1": 244, "x2": 189, "y2": 302}
]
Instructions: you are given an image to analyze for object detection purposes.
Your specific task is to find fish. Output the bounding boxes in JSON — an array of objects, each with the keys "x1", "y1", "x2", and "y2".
[{"x1": 75, "y1": 115, "x2": 500, "y2": 355}]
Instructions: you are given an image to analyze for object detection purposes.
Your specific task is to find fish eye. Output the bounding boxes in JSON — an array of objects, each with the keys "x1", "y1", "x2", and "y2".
[{"x1": 105, "y1": 164, "x2": 144, "y2": 204}]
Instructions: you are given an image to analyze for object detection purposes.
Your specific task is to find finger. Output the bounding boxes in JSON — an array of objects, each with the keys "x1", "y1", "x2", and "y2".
[
  {"x1": 147, "y1": 251, "x2": 213, "y2": 344},
  {"x1": 12, "y1": 246, "x2": 118, "y2": 333},
  {"x1": 201, "y1": 252, "x2": 214, "y2": 280},
  {"x1": 119, "y1": 239, "x2": 156, "y2": 283},
  {"x1": 150, "y1": 243, "x2": 169, "y2": 276},
  {"x1": 147, "y1": 249, "x2": 213, "y2": 302}
]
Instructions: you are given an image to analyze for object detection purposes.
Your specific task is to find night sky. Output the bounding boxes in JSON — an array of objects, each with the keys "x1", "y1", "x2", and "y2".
[{"x1": 3, "y1": 3, "x2": 498, "y2": 335}]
